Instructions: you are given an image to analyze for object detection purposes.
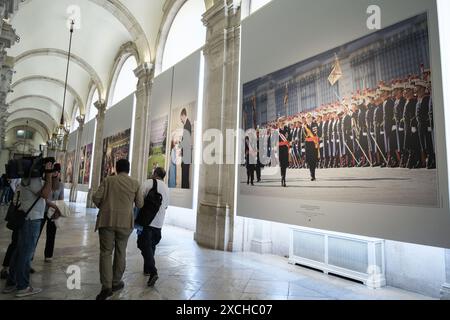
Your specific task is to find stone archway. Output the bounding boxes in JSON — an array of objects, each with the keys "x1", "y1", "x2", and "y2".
[{"x1": 14, "y1": 48, "x2": 105, "y2": 97}]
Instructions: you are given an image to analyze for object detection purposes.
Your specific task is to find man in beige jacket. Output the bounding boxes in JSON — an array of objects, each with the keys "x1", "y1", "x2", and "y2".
[{"x1": 93, "y1": 159, "x2": 143, "y2": 300}]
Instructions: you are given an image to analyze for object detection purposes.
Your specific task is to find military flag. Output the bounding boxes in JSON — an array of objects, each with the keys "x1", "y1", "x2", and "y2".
[{"x1": 328, "y1": 54, "x2": 343, "y2": 86}]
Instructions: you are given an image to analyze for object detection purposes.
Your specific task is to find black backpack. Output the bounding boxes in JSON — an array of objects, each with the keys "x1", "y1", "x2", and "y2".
[{"x1": 135, "y1": 179, "x2": 163, "y2": 226}]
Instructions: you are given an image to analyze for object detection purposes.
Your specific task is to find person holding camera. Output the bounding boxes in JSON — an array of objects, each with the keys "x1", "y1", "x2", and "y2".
[
  {"x1": 2, "y1": 160, "x2": 54, "y2": 298},
  {"x1": 35, "y1": 163, "x2": 64, "y2": 262}
]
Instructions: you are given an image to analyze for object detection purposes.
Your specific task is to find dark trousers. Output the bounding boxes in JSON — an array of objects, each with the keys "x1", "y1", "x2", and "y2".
[
  {"x1": 246, "y1": 164, "x2": 255, "y2": 184},
  {"x1": 37, "y1": 216, "x2": 57, "y2": 259},
  {"x1": 255, "y1": 164, "x2": 261, "y2": 181},
  {"x1": 280, "y1": 166, "x2": 287, "y2": 183},
  {"x1": 137, "y1": 227, "x2": 162, "y2": 276},
  {"x1": 181, "y1": 163, "x2": 190, "y2": 189},
  {"x1": 2, "y1": 230, "x2": 19, "y2": 268}
]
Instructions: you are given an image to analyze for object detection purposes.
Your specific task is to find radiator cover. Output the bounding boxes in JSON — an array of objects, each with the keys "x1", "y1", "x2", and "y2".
[{"x1": 289, "y1": 227, "x2": 386, "y2": 289}]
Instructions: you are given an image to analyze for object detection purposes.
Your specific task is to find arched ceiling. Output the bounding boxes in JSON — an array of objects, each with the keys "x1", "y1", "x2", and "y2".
[{"x1": 5, "y1": 0, "x2": 211, "y2": 149}]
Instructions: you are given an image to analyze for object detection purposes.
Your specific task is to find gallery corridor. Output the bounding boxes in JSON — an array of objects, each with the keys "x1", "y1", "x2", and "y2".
[{"x1": 0, "y1": 202, "x2": 431, "y2": 300}]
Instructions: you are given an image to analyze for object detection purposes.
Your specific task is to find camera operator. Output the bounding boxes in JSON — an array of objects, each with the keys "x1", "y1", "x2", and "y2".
[{"x1": 2, "y1": 159, "x2": 54, "y2": 298}]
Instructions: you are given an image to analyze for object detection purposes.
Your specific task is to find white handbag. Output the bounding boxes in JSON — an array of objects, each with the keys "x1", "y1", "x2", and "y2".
[{"x1": 53, "y1": 200, "x2": 71, "y2": 217}]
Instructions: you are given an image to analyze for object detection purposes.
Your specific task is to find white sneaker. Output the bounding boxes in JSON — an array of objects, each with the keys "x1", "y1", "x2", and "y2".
[
  {"x1": 15, "y1": 287, "x2": 42, "y2": 298},
  {"x1": 44, "y1": 258, "x2": 53, "y2": 263},
  {"x1": 2, "y1": 285, "x2": 16, "y2": 294}
]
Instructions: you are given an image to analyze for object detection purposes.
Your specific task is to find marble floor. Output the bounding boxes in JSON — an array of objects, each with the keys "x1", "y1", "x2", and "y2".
[{"x1": 0, "y1": 202, "x2": 433, "y2": 300}]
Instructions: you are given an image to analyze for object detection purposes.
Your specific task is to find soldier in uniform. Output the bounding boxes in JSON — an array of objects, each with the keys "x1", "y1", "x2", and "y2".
[
  {"x1": 329, "y1": 111, "x2": 338, "y2": 168},
  {"x1": 357, "y1": 98, "x2": 370, "y2": 167},
  {"x1": 322, "y1": 113, "x2": 330, "y2": 169},
  {"x1": 392, "y1": 81, "x2": 407, "y2": 167},
  {"x1": 336, "y1": 112, "x2": 345, "y2": 168},
  {"x1": 365, "y1": 91, "x2": 378, "y2": 166},
  {"x1": 415, "y1": 80, "x2": 435, "y2": 169},
  {"x1": 403, "y1": 81, "x2": 420, "y2": 169},
  {"x1": 300, "y1": 116, "x2": 307, "y2": 168},
  {"x1": 255, "y1": 130, "x2": 262, "y2": 182},
  {"x1": 278, "y1": 118, "x2": 290, "y2": 187},
  {"x1": 373, "y1": 91, "x2": 386, "y2": 167},
  {"x1": 342, "y1": 105, "x2": 354, "y2": 167},
  {"x1": 316, "y1": 115, "x2": 324, "y2": 168},
  {"x1": 380, "y1": 84, "x2": 396, "y2": 167},
  {"x1": 295, "y1": 121, "x2": 302, "y2": 168},
  {"x1": 351, "y1": 102, "x2": 360, "y2": 164},
  {"x1": 303, "y1": 113, "x2": 319, "y2": 181}
]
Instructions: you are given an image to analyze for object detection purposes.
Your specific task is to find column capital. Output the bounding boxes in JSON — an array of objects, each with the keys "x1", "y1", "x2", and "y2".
[
  {"x1": 94, "y1": 100, "x2": 107, "y2": 113},
  {"x1": 202, "y1": 0, "x2": 241, "y2": 27},
  {"x1": 134, "y1": 62, "x2": 153, "y2": 80},
  {"x1": 76, "y1": 114, "x2": 85, "y2": 127}
]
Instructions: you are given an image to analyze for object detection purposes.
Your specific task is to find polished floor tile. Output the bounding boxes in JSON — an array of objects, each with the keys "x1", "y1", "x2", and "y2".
[{"x1": 0, "y1": 202, "x2": 434, "y2": 300}]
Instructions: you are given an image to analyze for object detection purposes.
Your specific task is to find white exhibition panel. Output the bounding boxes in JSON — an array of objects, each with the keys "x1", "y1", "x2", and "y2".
[
  {"x1": 102, "y1": 94, "x2": 134, "y2": 139},
  {"x1": 151, "y1": 66, "x2": 173, "y2": 118},
  {"x1": 168, "y1": 49, "x2": 201, "y2": 209},
  {"x1": 67, "y1": 131, "x2": 77, "y2": 152},
  {"x1": 80, "y1": 118, "x2": 96, "y2": 147},
  {"x1": 239, "y1": 0, "x2": 450, "y2": 248}
]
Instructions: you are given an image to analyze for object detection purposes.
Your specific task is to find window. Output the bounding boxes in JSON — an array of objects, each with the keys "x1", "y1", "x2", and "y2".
[
  {"x1": 16, "y1": 129, "x2": 33, "y2": 140},
  {"x1": 250, "y1": 0, "x2": 272, "y2": 14},
  {"x1": 111, "y1": 56, "x2": 138, "y2": 106},
  {"x1": 162, "y1": 0, "x2": 206, "y2": 72},
  {"x1": 87, "y1": 89, "x2": 99, "y2": 122}
]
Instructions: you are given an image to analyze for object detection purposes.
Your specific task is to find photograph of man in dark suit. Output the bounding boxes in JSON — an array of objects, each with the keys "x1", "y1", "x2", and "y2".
[{"x1": 180, "y1": 108, "x2": 192, "y2": 189}]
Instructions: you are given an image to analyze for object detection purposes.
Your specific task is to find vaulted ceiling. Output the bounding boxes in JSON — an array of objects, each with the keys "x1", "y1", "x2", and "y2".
[
  {"x1": 2, "y1": 0, "x2": 223, "y2": 150},
  {"x1": 5, "y1": 0, "x2": 168, "y2": 144}
]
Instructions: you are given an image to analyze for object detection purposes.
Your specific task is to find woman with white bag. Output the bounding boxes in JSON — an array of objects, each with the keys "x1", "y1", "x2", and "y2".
[{"x1": 36, "y1": 164, "x2": 65, "y2": 262}]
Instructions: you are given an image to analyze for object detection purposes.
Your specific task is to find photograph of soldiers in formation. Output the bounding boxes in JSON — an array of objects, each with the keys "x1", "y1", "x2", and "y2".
[{"x1": 241, "y1": 13, "x2": 438, "y2": 207}]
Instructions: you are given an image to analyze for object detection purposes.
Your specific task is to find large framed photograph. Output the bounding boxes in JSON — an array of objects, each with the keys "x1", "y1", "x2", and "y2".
[
  {"x1": 83, "y1": 143, "x2": 93, "y2": 185},
  {"x1": 101, "y1": 129, "x2": 131, "y2": 181},
  {"x1": 241, "y1": 13, "x2": 436, "y2": 207},
  {"x1": 239, "y1": 0, "x2": 450, "y2": 247},
  {"x1": 147, "y1": 115, "x2": 168, "y2": 179},
  {"x1": 168, "y1": 102, "x2": 196, "y2": 190},
  {"x1": 65, "y1": 151, "x2": 75, "y2": 184}
]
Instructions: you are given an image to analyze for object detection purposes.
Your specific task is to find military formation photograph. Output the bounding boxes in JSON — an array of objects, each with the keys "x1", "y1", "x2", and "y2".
[{"x1": 241, "y1": 13, "x2": 438, "y2": 208}]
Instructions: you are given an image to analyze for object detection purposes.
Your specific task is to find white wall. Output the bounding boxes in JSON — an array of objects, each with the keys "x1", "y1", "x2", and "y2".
[{"x1": 385, "y1": 241, "x2": 445, "y2": 298}]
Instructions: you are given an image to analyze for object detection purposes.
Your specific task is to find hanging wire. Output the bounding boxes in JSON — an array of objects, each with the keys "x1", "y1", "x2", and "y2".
[{"x1": 61, "y1": 19, "x2": 75, "y2": 128}]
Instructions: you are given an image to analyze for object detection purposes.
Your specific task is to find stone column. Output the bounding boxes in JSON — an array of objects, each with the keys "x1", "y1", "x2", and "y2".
[
  {"x1": 131, "y1": 63, "x2": 153, "y2": 183},
  {"x1": 195, "y1": 1, "x2": 241, "y2": 251},
  {"x1": 441, "y1": 249, "x2": 450, "y2": 300},
  {"x1": 69, "y1": 115, "x2": 85, "y2": 202},
  {"x1": 86, "y1": 100, "x2": 106, "y2": 208}
]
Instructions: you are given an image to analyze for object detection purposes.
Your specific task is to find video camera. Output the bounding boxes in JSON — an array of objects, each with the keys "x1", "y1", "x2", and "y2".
[{"x1": 5, "y1": 155, "x2": 56, "y2": 180}]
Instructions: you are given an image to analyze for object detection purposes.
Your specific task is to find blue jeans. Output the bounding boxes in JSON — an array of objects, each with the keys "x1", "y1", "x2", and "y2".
[
  {"x1": 1, "y1": 187, "x2": 11, "y2": 204},
  {"x1": 7, "y1": 219, "x2": 42, "y2": 290}
]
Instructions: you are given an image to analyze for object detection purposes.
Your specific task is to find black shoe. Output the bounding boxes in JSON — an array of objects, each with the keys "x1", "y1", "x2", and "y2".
[
  {"x1": 311, "y1": 177, "x2": 316, "y2": 181},
  {"x1": 96, "y1": 289, "x2": 113, "y2": 300},
  {"x1": 147, "y1": 274, "x2": 159, "y2": 287},
  {"x1": 30, "y1": 268, "x2": 35, "y2": 274},
  {"x1": 112, "y1": 281, "x2": 125, "y2": 292},
  {"x1": 0, "y1": 269, "x2": 8, "y2": 280}
]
